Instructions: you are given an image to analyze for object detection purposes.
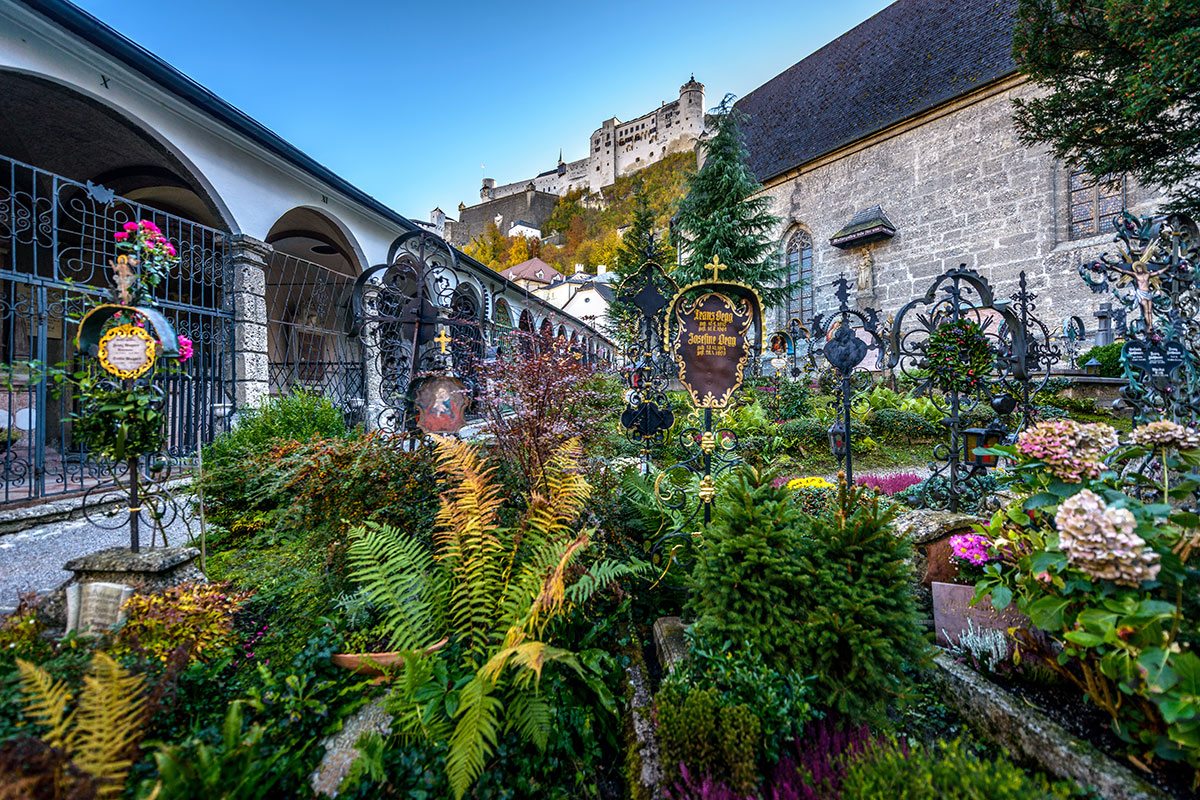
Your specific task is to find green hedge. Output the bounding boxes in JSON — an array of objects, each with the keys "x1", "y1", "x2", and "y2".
[
  {"x1": 868, "y1": 408, "x2": 940, "y2": 443},
  {"x1": 1077, "y1": 342, "x2": 1124, "y2": 377}
]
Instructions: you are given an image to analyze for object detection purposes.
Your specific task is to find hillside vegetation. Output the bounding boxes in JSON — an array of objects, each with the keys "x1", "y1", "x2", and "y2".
[{"x1": 463, "y1": 150, "x2": 695, "y2": 275}]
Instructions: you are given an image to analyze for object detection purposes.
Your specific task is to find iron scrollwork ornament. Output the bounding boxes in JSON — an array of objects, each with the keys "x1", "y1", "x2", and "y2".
[
  {"x1": 617, "y1": 262, "x2": 678, "y2": 462},
  {"x1": 888, "y1": 266, "x2": 1025, "y2": 512},
  {"x1": 808, "y1": 277, "x2": 887, "y2": 484}
]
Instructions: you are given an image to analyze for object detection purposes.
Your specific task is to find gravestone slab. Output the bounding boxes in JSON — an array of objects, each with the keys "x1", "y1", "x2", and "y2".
[
  {"x1": 65, "y1": 581, "x2": 134, "y2": 634},
  {"x1": 40, "y1": 546, "x2": 205, "y2": 628}
]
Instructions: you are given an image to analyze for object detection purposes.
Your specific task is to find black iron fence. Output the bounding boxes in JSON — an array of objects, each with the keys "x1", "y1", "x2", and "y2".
[{"x1": 0, "y1": 153, "x2": 233, "y2": 506}]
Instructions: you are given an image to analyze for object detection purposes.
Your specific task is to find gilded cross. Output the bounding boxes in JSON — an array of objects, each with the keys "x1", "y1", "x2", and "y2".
[
  {"x1": 434, "y1": 328, "x2": 452, "y2": 354},
  {"x1": 706, "y1": 255, "x2": 725, "y2": 282}
]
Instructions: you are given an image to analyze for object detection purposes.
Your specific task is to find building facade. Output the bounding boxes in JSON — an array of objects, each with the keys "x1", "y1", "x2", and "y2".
[
  {"x1": 737, "y1": 0, "x2": 1162, "y2": 348},
  {"x1": 0, "y1": 0, "x2": 614, "y2": 508}
]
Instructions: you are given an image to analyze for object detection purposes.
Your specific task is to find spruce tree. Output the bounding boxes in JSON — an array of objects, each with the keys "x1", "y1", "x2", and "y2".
[
  {"x1": 615, "y1": 181, "x2": 673, "y2": 279},
  {"x1": 674, "y1": 95, "x2": 787, "y2": 305}
]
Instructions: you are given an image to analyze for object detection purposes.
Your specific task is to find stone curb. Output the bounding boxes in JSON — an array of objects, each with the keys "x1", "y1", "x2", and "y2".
[{"x1": 929, "y1": 652, "x2": 1167, "y2": 799}]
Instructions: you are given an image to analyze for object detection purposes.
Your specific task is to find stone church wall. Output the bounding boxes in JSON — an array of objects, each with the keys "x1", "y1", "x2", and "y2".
[{"x1": 759, "y1": 80, "x2": 1162, "y2": 347}]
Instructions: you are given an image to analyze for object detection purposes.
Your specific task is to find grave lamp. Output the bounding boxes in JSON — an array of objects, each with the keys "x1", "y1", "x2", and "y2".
[
  {"x1": 1084, "y1": 356, "x2": 1102, "y2": 376},
  {"x1": 963, "y1": 421, "x2": 1007, "y2": 468},
  {"x1": 828, "y1": 420, "x2": 847, "y2": 458}
]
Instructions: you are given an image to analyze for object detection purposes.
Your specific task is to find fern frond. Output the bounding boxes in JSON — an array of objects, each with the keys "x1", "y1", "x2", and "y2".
[
  {"x1": 528, "y1": 532, "x2": 589, "y2": 634},
  {"x1": 523, "y1": 439, "x2": 590, "y2": 549},
  {"x1": 506, "y1": 692, "x2": 551, "y2": 752},
  {"x1": 447, "y1": 674, "x2": 502, "y2": 800},
  {"x1": 566, "y1": 558, "x2": 655, "y2": 605},
  {"x1": 347, "y1": 522, "x2": 441, "y2": 652},
  {"x1": 16, "y1": 658, "x2": 73, "y2": 748},
  {"x1": 69, "y1": 652, "x2": 145, "y2": 798},
  {"x1": 433, "y1": 437, "x2": 506, "y2": 660}
]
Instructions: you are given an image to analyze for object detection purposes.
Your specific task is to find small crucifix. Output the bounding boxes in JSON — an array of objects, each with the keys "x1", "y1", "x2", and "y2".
[
  {"x1": 706, "y1": 255, "x2": 725, "y2": 282},
  {"x1": 434, "y1": 328, "x2": 453, "y2": 354}
]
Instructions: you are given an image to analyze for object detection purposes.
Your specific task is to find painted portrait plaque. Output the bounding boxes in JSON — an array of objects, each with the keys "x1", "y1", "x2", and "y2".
[
  {"x1": 413, "y1": 376, "x2": 468, "y2": 434},
  {"x1": 671, "y1": 292, "x2": 753, "y2": 408},
  {"x1": 97, "y1": 323, "x2": 157, "y2": 380}
]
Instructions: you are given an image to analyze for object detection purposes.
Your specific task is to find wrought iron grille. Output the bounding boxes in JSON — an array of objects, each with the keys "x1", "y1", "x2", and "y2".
[
  {"x1": 266, "y1": 251, "x2": 364, "y2": 413},
  {"x1": 0, "y1": 153, "x2": 233, "y2": 506}
]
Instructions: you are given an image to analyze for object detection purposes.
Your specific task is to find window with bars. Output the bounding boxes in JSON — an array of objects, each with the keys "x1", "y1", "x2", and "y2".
[
  {"x1": 785, "y1": 230, "x2": 814, "y2": 324},
  {"x1": 1069, "y1": 170, "x2": 1125, "y2": 240}
]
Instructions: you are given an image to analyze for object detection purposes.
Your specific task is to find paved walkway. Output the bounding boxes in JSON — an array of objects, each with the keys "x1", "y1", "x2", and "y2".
[{"x1": 0, "y1": 511, "x2": 193, "y2": 611}]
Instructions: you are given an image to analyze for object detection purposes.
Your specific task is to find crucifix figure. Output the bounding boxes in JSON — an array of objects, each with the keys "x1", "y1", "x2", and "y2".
[
  {"x1": 1111, "y1": 240, "x2": 1169, "y2": 326},
  {"x1": 434, "y1": 327, "x2": 453, "y2": 354}
]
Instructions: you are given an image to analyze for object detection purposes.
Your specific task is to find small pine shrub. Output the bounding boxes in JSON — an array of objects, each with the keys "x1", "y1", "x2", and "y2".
[{"x1": 840, "y1": 738, "x2": 1081, "y2": 798}]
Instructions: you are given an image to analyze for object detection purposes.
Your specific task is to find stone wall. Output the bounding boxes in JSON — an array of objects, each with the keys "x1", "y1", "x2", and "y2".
[
  {"x1": 758, "y1": 81, "x2": 1163, "y2": 346},
  {"x1": 453, "y1": 189, "x2": 560, "y2": 246}
]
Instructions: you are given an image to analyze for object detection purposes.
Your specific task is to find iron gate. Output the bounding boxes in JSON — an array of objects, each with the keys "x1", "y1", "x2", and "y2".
[{"x1": 0, "y1": 154, "x2": 233, "y2": 506}]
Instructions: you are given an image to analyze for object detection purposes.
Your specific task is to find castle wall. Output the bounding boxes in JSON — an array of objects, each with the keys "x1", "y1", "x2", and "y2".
[
  {"x1": 477, "y1": 79, "x2": 705, "y2": 204},
  {"x1": 756, "y1": 80, "x2": 1162, "y2": 347}
]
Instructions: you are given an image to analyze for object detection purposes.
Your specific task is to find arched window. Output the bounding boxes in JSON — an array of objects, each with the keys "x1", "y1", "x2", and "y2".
[{"x1": 785, "y1": 230, "x2": 814, "y2": 324}]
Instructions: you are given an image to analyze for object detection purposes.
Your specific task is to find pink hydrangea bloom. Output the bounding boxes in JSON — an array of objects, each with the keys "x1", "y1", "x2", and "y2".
[
  {"x1": 1015, "y1": 420, "x2": 1118, "y2": 482},
  {"x1": 176, "y1": 335, "x2": 194, "y2": 362},
  {"x1": 1055, "y1": 489, "x2": 1159, "y2": 586}
]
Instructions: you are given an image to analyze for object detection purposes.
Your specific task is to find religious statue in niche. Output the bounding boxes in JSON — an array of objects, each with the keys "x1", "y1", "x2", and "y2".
[
  {"x1": 856, "y1": 247, "x2": 875, "y2": 296},
  {"x1": 414, "y1": 376, "x2": 468, "y2": 434}
]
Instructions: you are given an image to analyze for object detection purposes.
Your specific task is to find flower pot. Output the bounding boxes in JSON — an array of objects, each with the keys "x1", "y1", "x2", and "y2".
[
  {"x1": 331, "y1": 637, "x2": 448, "y2": 680},
  {"x1": 932, "y1": 581, "x2": 1029, "y2": 649}
]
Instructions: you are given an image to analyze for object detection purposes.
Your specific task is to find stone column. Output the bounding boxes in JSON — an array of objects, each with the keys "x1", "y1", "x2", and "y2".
[{"x1": 228, "y1": 235, "x2": 272, "y2": 412}]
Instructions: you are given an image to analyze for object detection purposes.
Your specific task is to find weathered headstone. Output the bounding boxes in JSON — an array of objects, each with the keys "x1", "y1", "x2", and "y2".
[{"x1": 65, "y1": 581, "x2": 134, "y2": 634}]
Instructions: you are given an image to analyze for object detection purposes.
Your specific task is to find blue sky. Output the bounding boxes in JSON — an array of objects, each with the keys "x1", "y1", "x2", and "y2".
[{"x1": 74, "y1": 0, "x2": 894, "y2": 222}]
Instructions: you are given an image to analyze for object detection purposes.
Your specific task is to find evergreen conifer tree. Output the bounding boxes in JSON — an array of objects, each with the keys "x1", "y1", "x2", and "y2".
[
  {"x1": 674, "y1": 95, "x2": 787, "y2": 305},
  {"x1": 616, "y1": 182, "x2": 673, "y2": 279}
]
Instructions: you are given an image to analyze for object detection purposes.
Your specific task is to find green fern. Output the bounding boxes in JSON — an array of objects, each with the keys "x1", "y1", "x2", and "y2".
[
  {"x1": 16, "y1": 658, "x2": 73, "y2": 748},
  {"x1": 506, "y1": 693, "x2": 551, "y2": 752},
  {"x1": 447, "y1": 674, "x2": 502, "y2": 799},
  {"x1": 347, "y1": 521, "x2": 442, "y2": 651},
  {"x1": 566, "y1": 558, "x2": 654, "y2": 605}
]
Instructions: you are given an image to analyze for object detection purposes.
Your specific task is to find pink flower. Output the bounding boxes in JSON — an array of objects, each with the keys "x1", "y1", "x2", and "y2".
[
  {"x1": 165, "y1": 243, "x2": 176, "y2": 257},
  {"x1": 177, "y1": 335, "x2": 194, "y2": 362},
  {"x1": 113, "y1": 232, "x2": 129, "y2": 241},
  {"x1": 123, "y1": 221, "x2": 138, "y2": 232}
]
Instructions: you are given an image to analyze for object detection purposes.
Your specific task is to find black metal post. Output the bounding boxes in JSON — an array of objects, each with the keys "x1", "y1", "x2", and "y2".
[
  {"x1": 841, "y1": 373, "x2": 854, "y2": 486},
  {"x1": 128, "y1": 456, "x2": 140, "y2": 553}
]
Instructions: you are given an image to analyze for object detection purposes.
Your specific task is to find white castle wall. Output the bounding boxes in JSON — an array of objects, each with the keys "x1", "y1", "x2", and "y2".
[{"x1": 483, "y1": 78, "x2": 705, "y2": 202}]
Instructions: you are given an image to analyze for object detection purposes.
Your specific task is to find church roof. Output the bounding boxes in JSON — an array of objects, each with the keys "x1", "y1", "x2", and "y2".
[
  {"x1": 736, "y1": 0, "x2": 1019, "y2": 184},
  {"x1": 506, "y1": 257, "x2": 563, "y2": 285}
]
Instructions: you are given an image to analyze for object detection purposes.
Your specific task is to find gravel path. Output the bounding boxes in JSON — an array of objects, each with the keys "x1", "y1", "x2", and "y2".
[{"x1": 0, "y1": 510, "x2": 193, "y2": 611}]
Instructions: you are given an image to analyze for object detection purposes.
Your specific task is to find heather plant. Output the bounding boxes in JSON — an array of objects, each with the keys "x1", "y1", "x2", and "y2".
[
  {"x1": 973, "y1": 419, "x2": 1200, "y2": 778},
  {"x1": 769, "y1": 720, "x2": 877, "y2": 800},
  {"x1": 856, "y1": 472, "x2": 922, "y2": 497}
]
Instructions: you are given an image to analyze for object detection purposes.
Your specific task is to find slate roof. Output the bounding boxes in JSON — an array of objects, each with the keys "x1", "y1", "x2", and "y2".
[{"x1": 736, "y1": 0, "x2": 1019, "y2": 184}]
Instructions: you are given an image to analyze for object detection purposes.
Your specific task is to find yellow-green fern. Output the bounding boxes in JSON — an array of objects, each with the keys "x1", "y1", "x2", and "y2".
[{"x1": 16, "y1": 652, "x2": 145, "y2": 798}]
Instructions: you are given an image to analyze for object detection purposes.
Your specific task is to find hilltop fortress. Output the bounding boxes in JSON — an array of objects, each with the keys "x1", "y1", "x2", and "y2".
[
  {"x1": 435, "y1": 78, "x2": 705, "y2": 246},
  {"x1": 481, "y1": 77, "x2": 706, "y2": 202}
]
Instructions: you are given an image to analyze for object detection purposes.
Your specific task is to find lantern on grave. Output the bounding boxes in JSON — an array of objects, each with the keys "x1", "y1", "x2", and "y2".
[
  {"x1": 1084, "y1": 356, "x2": 1102, "y2": 376},
  {"x1": 828, "y1": 420, "x2": 847, "y2": 458},
  {"x1": 963, "y1": 421, "x2": 1006, "y2": 468}
]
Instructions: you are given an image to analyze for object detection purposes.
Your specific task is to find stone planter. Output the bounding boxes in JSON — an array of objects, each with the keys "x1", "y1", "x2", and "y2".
[{"x1": 932, "y1": 580, "x2": 1029, "y2": 648}]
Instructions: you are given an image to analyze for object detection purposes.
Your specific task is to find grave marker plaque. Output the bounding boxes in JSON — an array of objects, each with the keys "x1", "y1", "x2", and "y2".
[
  {"x1": 65, "y1": 581, "x2": 135, "y2": 634},
  {"x1": 671, "y1": 292, "x2": 753, "y2": 408},
  {"x1": 1123, "y1": 338, "x2": 1186, "y2": 380},
  {"x1": 97, "y1": 323, "x2": 157, "y2": 379}
]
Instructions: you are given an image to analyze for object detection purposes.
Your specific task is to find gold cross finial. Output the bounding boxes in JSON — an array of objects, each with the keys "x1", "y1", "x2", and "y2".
[
  {"x1": 434, "y1": 328, "x2": 453, "y2": 354},
  {"x1": 707, "y1": 255, "x2": 724, "y2": 282}
]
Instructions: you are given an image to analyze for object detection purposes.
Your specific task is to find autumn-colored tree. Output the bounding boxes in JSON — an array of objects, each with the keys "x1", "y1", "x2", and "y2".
[
  {"x1": 463, "y1": 221, "x2": 510, "y2": 270},
  {"x1": 507, "y1": 234, "x2": 531, "y2": 267}
]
